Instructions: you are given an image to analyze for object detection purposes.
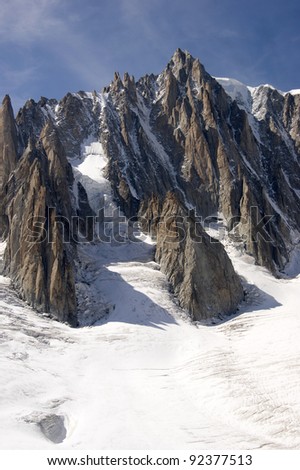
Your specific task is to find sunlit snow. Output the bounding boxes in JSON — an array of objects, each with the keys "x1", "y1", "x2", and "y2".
[
  {"x1": 1, "y1": 223, "x2": 300, "y2": 449},
  {"x1": 72, "y1": 140, "x2": 112, "y2": 214},
  {"x1": 1, "y1": 137, "x2": 300, "y2": 450}
]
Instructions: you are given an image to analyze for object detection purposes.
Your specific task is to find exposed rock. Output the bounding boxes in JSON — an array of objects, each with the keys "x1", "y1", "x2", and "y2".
[
  {"x1": 0, "y1": 123, "x2": 77, "y2": 324},
  {"x1": 140, "y1": 193, "x2": 243, "y2": 320},
  {"x1": 1, "y1": 49, "x2": 299, "y2": 324},
  {"x1": 76, "y1": 181, "x2": 95, "y2": 242},
  {"x1": 16, "y1": 97, "x2": 59, "y2": 152},
  {"x1": 0, "y1": 95, "x2": 18, "y2": 190},
  {"x1": 102, "y1": 49, "x2": 300, "y2": 274},
  {"x1": 38, "y1": 414, "x2": 67, "y2": 444}
]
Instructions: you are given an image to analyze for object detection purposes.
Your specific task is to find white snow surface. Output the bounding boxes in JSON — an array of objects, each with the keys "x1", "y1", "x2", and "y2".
[
  {"x1": 215, "y1": 77, "x2": 300, "y2": 149},
  {"x1": 215, "y1": 78, "x2": 263, "y2": 141},
  {"x1": 1, "y1": 225, "x2": 300, "y2": 449},
  {"x1": 1, "y1": 123, "x2": 300, "y2": 449},
  {"x1": 71, "y1": 139, "x2": 113, "y2": 214},
  {"x1": 287, "y1": 89, "x2": 300, "y2": 96},
  {"x1": 216, "y1": 78, "x2": 299, "y2": 113},
  {"x1": 215, "y1": 77, "x2": 299, "y2": 106},
  {"x1": 216, "y1": 78, "x2": 253, "y2": 113}
]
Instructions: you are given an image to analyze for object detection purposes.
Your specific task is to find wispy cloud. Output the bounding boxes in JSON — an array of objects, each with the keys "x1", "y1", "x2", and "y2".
[
  {"x1": 0, "y1": 0, "x2": 298, "y2": 107},
  {"x1": 0, "y1": 63, "x2": 38, "y2": 88},
  {"x1": 0, "y1": 0, "x2": 62, "y2": 43},
  {"x1": 0, "y1": 62, "x2": 39, "y2": 112},
  {"x1": 118, "y1": 0, "x2": 177, "y2": 58},
  {"x1": 0, "y1": 0, "x2": 114, "y2": 102},
  {"x1": 0, "y1": 0, "x2": 64, "y2": 105}
]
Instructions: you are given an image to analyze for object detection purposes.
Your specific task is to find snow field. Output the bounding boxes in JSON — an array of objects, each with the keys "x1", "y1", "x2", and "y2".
[{"x1": 1, "y1": 139, "x2": 300, "y2": 450}]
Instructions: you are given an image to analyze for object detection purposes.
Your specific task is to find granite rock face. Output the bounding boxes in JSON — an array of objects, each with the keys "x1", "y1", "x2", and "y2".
[
  {"x1": 139, "y1": 192, "x2": 243, "y2": 320},
  {"x1": 0, "y1": 122, "x2": 77, "y2": 324},
  {"x1": 1, "y1": 49, "x2": 299, "y2": 323},
  {"x1": 100, "y1": 49, "x2": 300, "y2": 274},
  {"x1": 0, "y1": 95, "x2": 18, "y2": 190}
]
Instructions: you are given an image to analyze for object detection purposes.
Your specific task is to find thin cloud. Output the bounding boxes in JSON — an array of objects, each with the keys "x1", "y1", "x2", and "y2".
[
  {"x1": 0, "y1": 0, "x2": 62, "y2": 44},
  {"x1": 0, "y1": 0, "x2": 113, "y2": 98},
  {"x1": 52, "y1": 33, "x2": 116, "y2": 90},
  {"x1": 0, "y1": 0, "x2": 298, "y2": 106},
  {"x1": 0, "y1": 63, "x2": 38, "y2": 88},
  {"x1": 0, "y1": 62, "x2": 40, "y2": 113},
  {"x1": 216, "y1": 29, "x2": 240, "y2": 39},
  {"x1": 118, "y1": 0, "x2": 173, "y2": 54}
]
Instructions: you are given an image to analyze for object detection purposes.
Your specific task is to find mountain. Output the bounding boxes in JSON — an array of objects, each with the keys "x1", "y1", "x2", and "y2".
[{"x1": 0, "y1": 48, "x2": 299, "y2": 326}]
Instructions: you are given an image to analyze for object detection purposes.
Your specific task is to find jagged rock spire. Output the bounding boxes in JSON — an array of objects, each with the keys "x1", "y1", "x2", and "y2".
[
  {"x1": 0, "y1": 95, "x2": 18, "y2": 188},
  {"x1": 1, "y1": 50, "x2": 300, "y2": 324}
]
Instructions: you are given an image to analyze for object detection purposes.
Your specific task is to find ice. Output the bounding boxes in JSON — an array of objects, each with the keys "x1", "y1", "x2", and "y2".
[
  {"x1": 215, "y1": 78, "x2": 300, "y2": 154},
  {"x1": 129, "y1": 92, "x2": 192, "y2": 208},
  {"x1": 134, "y1": 94, "x2": 178, "y2": 178},
  {"x1": 215, "y1": 78, "x2": 262, "y2": 142},
  {"x1": 239, "y1": 152, "x2": 260, "y2": 178},
  {"x1": 264, "y1": 191, "x2": 291, "y2": 228},
  {"x1": 286, "y1": 89, "x2": 300, "y2": 96},
  {"x1": 1, "y1": 88, "x2": 300, "y2": 450},
  {"x1": 282, "y1": 246, "x2": 300, "y2": 277},
  {"x1": 282, "y1": 170, "x2": 300, "y2": 200},
  {"x1": 1, "y1": 210, "x2": 300, "y2": 449},
  {"x1": 71, "y1": 139, "x2": 113, "y2": 214},
  {"x1": 215, "y1": 77, "x2": 252, "y2": 113}
]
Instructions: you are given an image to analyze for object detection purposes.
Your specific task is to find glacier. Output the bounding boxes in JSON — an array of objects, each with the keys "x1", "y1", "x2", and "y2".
[{"x1": 1, "y1": 222, "x2": 300, "y2": 449}]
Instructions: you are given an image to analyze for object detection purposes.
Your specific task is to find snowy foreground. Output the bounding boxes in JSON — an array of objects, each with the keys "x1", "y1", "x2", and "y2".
[
  {"x1": 1, "y1": 141, "x2": 300, "y2": 450},
  {"x1": 0, "y1": 235, "x2": 300, "y2": 450}
]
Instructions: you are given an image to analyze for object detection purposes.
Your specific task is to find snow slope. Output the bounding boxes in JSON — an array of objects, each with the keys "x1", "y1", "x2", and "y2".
[
  {"x1": 215, "y1": 77, "x2": 300, "y2": 116},
  {"x1": 72, "y1": 139, "x2": 113, "y2": 214},
  {"x1": 1, "y1": 229, "x2": 300, "y2": 449},
  {"x1": 215, "y1": 77, "x2": 253, "y2": 113},
  {"x1": 1, "y1": 145, "x2": 300, "y2": 450}
]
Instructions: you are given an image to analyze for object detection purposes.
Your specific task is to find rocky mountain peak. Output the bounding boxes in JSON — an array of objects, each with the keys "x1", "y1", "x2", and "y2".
[
  {"x1": 167, "y1": 48, "x2": 208, "y2": 87},
  {"x1": 0, "y1": 116, "x2": 77, "y2": 324},
  {"x1": 2, "y1": 94, "x2": 13, "y2": 108},
  {"x1": 123, "y1": 72, "x2": 137, "y2": 101},
  {"x1": 110, "y1": 71, "x2": 124, "y2": 93},
  {"x1": 170, "y1": 48, "x2": 193, "y2": 70},
  {"x1": 0, "y1": 94, "x2": 18, "y2": 189},
  {"x1": 1, "y1": 50, "x2": 300, "y2": 326}
]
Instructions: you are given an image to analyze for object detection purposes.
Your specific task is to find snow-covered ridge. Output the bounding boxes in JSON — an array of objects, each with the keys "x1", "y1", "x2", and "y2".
[
  {"x1": 215, "y1": 77, "x2": 253, "y2": 113},
  {"x1": 288, "y1": 89, "x2": 300, "y2": 96},
  {"x1": 216, "y1": 76, "x2": 300, "y2": 118},
  {"x1": 216, "y1": 76, "x2": 299, "y2": 101},
  {"x1": 215, "y1": 77, "x2": 300, "y2": 143}
]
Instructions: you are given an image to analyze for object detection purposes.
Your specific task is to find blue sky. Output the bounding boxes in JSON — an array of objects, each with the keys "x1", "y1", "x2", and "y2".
[{"x1": 1, "y1": 0, "x2": 299, "y2": 112}]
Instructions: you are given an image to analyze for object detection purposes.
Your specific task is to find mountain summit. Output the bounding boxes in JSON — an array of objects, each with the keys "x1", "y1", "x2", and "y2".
[{"x1": 0, "y1": 50, "x2": 299, "y2": 325}]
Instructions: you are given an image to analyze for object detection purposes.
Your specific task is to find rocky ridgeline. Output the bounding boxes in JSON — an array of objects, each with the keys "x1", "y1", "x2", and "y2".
[{"x1": 0, "y1": 49, "x2": 299, "y2": 324}]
